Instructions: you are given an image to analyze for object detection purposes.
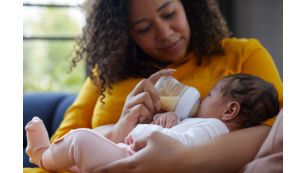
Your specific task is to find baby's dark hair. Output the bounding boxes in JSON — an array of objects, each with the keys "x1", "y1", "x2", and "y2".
[{"x1": 221, "y1": 74, "x2": 279, "y2": 128}]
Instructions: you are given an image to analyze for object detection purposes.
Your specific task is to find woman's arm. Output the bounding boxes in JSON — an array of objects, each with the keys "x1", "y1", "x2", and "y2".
[
  {"x1": 98, "y1": 69, "x2": 176, "y2": 143},
  {"x1": 93, "y1": 125, "x2": 270, "y2": 173},
  {"x1": 181, "y1": 125, "x2": 270, "y2": 173}
]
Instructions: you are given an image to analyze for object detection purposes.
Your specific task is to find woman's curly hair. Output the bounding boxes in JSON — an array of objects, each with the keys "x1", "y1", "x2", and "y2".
[{"x1": 71, "y1": 0, "x2": 229, "y2": 101}]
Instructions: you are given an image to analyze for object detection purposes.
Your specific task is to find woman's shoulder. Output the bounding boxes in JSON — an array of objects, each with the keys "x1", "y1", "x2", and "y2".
[
  {"x1": 221, "y1": 37, "x2": 264, "y2": 51},
  {"x1": 222, "y1": 37, "x2": 261, "y2": 45}
]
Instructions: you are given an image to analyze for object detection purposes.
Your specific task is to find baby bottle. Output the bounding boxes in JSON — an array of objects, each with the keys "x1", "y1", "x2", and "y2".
[{"x1": 154, "y1": 76, "x2": 200, "y2": 120}]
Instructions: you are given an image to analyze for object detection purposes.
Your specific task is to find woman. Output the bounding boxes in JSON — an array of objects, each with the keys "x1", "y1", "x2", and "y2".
[{"x1": 24, "y1": 0, "x2": 283, "y2": 172}]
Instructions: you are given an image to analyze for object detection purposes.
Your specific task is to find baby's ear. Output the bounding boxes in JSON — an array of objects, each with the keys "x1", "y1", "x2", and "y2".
[{"x1": 221, "y1": 101, "x2": 240, "y2": 121}]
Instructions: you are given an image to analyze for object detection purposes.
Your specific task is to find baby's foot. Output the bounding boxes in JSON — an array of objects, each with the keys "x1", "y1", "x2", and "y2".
[{"x1": 25, "y1": 116, "x2": 50, "y2": 167}]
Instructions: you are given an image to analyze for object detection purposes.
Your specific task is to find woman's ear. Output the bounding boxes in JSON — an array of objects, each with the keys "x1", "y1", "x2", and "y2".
[{"x1": 221, "y1": 101, "x2": 240, "y2": 121}]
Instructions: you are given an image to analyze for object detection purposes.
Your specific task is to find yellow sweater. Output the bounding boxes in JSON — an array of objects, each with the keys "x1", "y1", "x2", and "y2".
[{"x1": 24, "y1": 38, "x2": 283, "y2": 173}]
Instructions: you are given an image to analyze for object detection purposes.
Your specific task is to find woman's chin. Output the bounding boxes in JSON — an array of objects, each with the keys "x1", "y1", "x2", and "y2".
[
  {"x1": 158, "y1": 52, "x2": 187, "y2": 63},
  {"x1": 169, "y1": 54, "x2": 188, "y2": 63}
]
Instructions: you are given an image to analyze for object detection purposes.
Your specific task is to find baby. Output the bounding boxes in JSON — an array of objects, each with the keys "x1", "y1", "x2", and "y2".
[{"x1": 25, "y1": 73, "x2": 279, "y2": 173}]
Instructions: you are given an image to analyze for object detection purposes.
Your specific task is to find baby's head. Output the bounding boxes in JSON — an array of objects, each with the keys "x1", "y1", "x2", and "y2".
[{"x1": 197, "y1": 73, "x2": 279, "y2": 129}]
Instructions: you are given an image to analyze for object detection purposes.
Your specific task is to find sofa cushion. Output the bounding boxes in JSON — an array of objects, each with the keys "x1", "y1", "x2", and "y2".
[
  {"x1": 23, "y1": 93, "x2": 76, "y2": 168},
  {"x1": 51, "y1": 94, "x2": 77, "y2": 135},
  {"x1": 239, "y1": 110, "x2": 283, "y2": 173}
]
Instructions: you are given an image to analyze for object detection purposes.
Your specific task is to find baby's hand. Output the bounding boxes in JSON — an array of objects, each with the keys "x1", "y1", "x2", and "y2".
[
  {"x1": 151, "y1": 112, "x2": 180, "y2": 128},
  {"x1": 124, "y1": 133, "x2": 134, "y2": 145}
]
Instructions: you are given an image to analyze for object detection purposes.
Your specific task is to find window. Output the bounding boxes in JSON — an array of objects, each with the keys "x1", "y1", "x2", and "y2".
[{"x1": 23, "y1": 0, "x2": 86, "y2": 92}]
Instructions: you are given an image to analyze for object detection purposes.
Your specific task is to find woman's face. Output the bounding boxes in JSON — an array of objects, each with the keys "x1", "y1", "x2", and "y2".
[{"x1": 128, "y1": 0, "x2": 190, "y2": 63}]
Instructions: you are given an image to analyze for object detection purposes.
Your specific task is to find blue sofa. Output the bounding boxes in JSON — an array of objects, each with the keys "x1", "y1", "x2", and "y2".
[{"x1": 23, "y1": 93, "x2": 76, "y2": 167}]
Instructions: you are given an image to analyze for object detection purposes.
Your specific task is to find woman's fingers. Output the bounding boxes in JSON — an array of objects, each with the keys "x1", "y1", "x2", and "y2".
[
  {"x1": 128, "y1": 79, "x2": 161, "y2": 111},
  {"x1": 126, "y1": 69, "x2": 176, "y2": 113},
  {"x1": 126, "y1": 91, "x2": 155, "y2": 116},
  {"x1": 92, "y1": 132, "x2": 184, "y2": 173},
  {"x1": 131, "y1": 136, "x2": 148, "y2": 152},
  {"x1": 147, "y1": 69, "x2": 176, "y2": 109},
  {"x1": 128, "y1": 104, "x2": 151, "y2": 124},
  {"x1": 111, "y1": 103, "x2": 151, "y2": 143},
  {"x1": 131, "y1": 132, "x2": 171, "y2": 152}
]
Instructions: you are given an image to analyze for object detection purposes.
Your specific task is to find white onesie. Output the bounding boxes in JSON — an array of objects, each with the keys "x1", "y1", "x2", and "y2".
[{"x1": 130, "y1": 118, "x2": 229, "y2": 146}]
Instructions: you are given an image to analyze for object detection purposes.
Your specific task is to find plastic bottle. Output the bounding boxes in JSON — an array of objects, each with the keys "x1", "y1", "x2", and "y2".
[{"x1": 154, "y1": 76, "x2": 200, "y2": 120}]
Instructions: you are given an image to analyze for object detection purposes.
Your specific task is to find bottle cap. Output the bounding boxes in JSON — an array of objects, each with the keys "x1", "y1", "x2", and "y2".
[{"x1": 175, "y1": 86, "x2": 200, "y2": 120}]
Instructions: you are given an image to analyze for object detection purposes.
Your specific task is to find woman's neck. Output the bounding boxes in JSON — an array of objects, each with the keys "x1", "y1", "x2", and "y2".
[{"x1": 152, "y1": 52, "x2": 194, "y2": 69}]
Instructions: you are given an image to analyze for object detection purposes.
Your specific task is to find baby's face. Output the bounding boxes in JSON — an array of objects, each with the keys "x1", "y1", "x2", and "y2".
[{"x1": 196, "y1": 80, "x2": 228, "y2": 119}]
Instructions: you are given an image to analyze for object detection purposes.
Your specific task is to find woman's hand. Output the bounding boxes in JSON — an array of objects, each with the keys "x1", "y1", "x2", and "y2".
[
  {"x1": 92, "y1": 131, "x2": 186, "y2": 173},
  {"x1": 93, "y1": 124, "x2": 270, "y2": 173},
  {"x1": 109, "y1": 69, "x2": 176, "y2": 143}
]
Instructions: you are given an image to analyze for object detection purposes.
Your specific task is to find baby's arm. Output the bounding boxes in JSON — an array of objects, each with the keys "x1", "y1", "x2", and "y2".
[
  {"x1": 124, "y1": 112, "x2": 179, "y2": 145},
  {"x1": 151, "y1": 112, "x2": 180, "y2": 128}
]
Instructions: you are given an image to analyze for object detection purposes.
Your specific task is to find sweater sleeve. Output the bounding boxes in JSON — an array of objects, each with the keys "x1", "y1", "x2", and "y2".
[{"x1": 50, "y1": 77, "x2": 100, "y2": 142}]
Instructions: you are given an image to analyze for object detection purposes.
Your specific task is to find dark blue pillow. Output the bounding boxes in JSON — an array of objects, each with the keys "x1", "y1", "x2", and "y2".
[
  {"x1": 23, "y1": 93, "x2": 76, "y2": 168},
  {"x1": 51, "y1": 94, "x2": 77, "y2": 135}
]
